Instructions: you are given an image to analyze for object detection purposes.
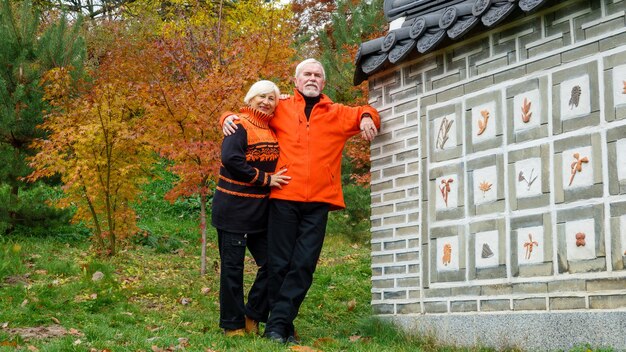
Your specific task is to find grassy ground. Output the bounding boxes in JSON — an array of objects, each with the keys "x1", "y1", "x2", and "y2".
[
  {"x1": 0, "y1": 201, "x2": 604, "y2": 352},
  {"x1": 0, "y1": 211, "x2": 441, "y2": 352}
]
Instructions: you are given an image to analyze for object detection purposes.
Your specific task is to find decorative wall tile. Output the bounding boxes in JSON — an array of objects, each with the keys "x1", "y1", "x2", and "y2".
[
  {"x1": 473, "y1": 166, "x2": 497, "y2": 205},
  {"x1": 514, "y1": 89, "x2": 542, "y2": 132},
  {"x1": 475, "y1": 230, "x2": 499, "y2": 268},
  {"x1": 434, "y1": 114, "x2": 457, "y2": 151},
  {"x1": 436, "y1": 174, "x2": 458, "y2": 210},
  {"x1": 472, "y1": 102, "x2": 497, "y2": 143},
  {"x1": 437, "y1": 236, "x2": 460, "y2": 272},
  {"x1": 561, "y1": 146, "x2": 593, "y2": 189},
  {"x1": 515, "y1": 157, "x2": 543, "y2": 198},
  {"x1": 517, "y1": 226, "x2": 545, "y2": 265},
  {"x1": 560, "y1": 75, "x2": 591, "y2": 120},
  {"x1": 566, "y1": 219, "x2": 596, "y2": 261},
  {"x1": 613, "y1": 64, "x2": 626, "y2": 107}
]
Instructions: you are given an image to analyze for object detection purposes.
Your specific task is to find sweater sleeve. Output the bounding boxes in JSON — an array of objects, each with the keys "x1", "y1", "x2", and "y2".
[{"x1": 220, "y1": 125, "x2": 269, "y2": 186}]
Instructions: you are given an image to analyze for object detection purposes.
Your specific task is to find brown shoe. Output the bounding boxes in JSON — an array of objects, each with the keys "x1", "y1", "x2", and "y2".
[
  {"x1": 224, "y1": 328, "x2": 245, "y2": 337},
  {"x1": 244, "y1": 316, "x2": 259, "y2": 335}
]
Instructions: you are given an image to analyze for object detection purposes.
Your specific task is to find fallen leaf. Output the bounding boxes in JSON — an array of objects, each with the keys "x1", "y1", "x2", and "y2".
[
  {"x1": 349, "y1": 335, "x2": 362, "y2": 342},
  {"x1": 35, "y1": 270, "x2": 48, "y2": 275},
  {"x1": 27, "y1": 345, "x2": 39, "y2": 351},
  {"x1": 92, "y1": 271, "x2": 104, "y2": 281},
  {"x1": 313, "y1": 337, "x2": 336, "y2": 347},
  {"x1": 90, "y1": 293, "x2": 98, "y2": 300},
  {"x1": 200, "y1": 287, "x2": 211, "y2": 295},
  {"x1": 69, "y1": 328, "x2": 83, "y2": 336},
  {"x1": 21, "y1": 299, "x2": 29, "y2": 307},
  {"x1": 73, "y1": 339, "x2": 82, "y2": 345},
  {"x1": 50, "y1": 317, "x2": 60, "y2": 324},
  {"x1": 1, "y1": 322, "x2": 8, "y2": 328},
  {"x1": 290, "y1": 346, "x2": 320, "y2": 352},
  {"x1": 179, "y1": 297, "x2": 191, "y2": 305},
  {"x1": 346, "y1": 299, "x2": 357, "y2": 311},
  {"x1": 0, "y1": 341, "x2": 17, "y2": 347}
]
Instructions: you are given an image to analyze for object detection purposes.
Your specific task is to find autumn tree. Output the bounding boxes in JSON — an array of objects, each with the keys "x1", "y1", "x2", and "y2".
[
  {"x1": 29, "y1": 30, "x2": 154, "y2": 256},
  {"x1": 0, "y1": 0, "x2": 85, "y2": 233},
  {"x1": 315, "y1": 0, "x2": 386, "y2": 185},
  {"x1": 140, "y1": 0, "x2": 296, "y2": 274}
]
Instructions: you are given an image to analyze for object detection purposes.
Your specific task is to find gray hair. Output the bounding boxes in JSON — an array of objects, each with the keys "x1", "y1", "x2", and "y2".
[
  {"x1": 244, "y1": 80, "x2": 281, "y2": 105},
  {"x1": 295, "y1": 58, "x2": 326, "y2": 80}
]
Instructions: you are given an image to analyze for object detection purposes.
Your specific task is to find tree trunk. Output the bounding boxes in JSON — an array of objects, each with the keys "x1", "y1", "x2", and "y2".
[{"x1": 200, "y1": 193, "x2": 207, "y2": 275}]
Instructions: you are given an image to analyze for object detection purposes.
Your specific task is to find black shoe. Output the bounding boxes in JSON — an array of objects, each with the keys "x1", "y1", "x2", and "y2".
[
  {"x1": 286, "y1": 335, "x2": 300, "y2": 345},
  {"x1": 264, "y1": 331, "x2": 286, "y2": 344}
]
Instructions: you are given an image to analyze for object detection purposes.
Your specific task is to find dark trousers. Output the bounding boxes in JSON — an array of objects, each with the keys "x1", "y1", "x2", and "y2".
[
  {"x1": 217, "y1": 229, "x2": 269, "y2": 330},
  {"x1": 265, "y1": 199, "x2": 329, "y2": 337}
]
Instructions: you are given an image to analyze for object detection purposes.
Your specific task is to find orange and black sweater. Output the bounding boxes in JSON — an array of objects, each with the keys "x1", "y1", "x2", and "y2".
[{"x1": 211, "y1": 106, "x2": 279, "y2": 234}]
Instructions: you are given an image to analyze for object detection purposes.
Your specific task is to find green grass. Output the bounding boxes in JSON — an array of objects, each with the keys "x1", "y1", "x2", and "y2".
[{"x1": 0, "y1": 211, "x2": 460, "y2": 352}]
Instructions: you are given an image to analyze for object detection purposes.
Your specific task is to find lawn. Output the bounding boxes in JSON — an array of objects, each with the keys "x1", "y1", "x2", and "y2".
[{"x1": 0, "y1": 208, "x2": 450, "y2": 352}]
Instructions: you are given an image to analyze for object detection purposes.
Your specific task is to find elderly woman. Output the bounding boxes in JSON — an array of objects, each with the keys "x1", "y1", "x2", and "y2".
[{"x1": 211, "y1": 80, "x2": 290, "y2": 337}]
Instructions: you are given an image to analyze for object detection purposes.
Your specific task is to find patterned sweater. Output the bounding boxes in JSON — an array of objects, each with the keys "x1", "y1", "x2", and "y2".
[{"x1": 211, "y1": 106, "x2": 279, "y2": 233}]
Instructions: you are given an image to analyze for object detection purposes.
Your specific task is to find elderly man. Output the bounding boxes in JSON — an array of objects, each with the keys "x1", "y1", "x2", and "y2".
[{"x1": 222, "y1": 58, "x2": 379, "y2": 343}]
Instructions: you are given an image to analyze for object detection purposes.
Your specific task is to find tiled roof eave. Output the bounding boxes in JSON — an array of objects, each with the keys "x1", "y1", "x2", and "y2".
[{"x1": 354, "y1": 0, "x2": 552, "y2": 86}]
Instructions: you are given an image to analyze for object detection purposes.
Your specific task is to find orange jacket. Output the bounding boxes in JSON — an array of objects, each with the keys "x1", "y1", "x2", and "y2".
[{"x1": 268, "y1": 90, "x2": 380, "y2": 210}]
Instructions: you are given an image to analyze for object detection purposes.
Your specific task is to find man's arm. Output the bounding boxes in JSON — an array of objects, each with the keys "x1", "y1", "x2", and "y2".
[{"x1": 359, "y1": 112, "x2": 378, "y2": 142}]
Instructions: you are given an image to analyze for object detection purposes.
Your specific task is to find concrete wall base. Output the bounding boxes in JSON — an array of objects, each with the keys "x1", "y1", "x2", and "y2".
[{"x1": 383, "y1": 311, "x2": 626, "y2": 351}]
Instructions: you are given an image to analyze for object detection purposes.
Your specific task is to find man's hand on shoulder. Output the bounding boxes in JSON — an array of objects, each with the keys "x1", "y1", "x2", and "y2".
[
  {"x1": 359, "y1": 114, "x2": 378, "y2": 142},
  {"x1": 223, "y1": 115, "x2": 240, "y2": 136}
]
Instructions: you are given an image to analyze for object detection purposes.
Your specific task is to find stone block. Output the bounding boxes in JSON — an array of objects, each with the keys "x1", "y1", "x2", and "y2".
[
  {"x1": 432, "y1": 71, "x2": 462, "y2": 90},
  {"x1": 372, "y1": 278, "x2": 395, "y2": 289},
  {"x1": 436, "y1": 85, "x2": 464, "y2": 102},
  {"x1": 396, "y1": 277, "x2": 420, "y2": 287},
  {"x1": 382, "y1": 165, "x2": 406, "y2": 178},
  {"x1": 372, "y1": 292, "x2": 382, "y2": 301},
  {"x1": 513, "y1": 298, "x2": 547, "y2": 311},
  {"x1": 371, "y1": 229, "x2": 393, "y2": 241},
  {"x1": 526, "y1": 55, "x2": 561, "y2": 75},
  {"x1": 589, "y1": 294, "x2": 626, "y2": 309},
  {"x1": 586, "y1": 278, "x2": 626, "y2": 292},
  {"x1": 600, "y1": 31, "x2": 626, "y2": 51},
  {"x1": 396, "y1": 252, "x2": 419, "y2": 262},
  {"x1": 424, "y1": 301, "x2": 448, "y2": 313},
  {"x1": 549, "y1": 297, "x2": 586, "y2": 310},
  {"x1": 394, "y1": 99, "x2": 418, "y2": 115},
  {"x1": 384, "y1": 240, "x2": 406, "y2": 251},
  {"x1": 481, "y1": 284, "x2": 513, "y2": 296},
  {"x1": 494, "y1": 65, "x2": 526, "y2": 84},
  {"x1": 480, "y1": 299, "x2": 510, "y2": 311},
  {"x1": 382, "y1": 191, "x2": 406, "y2": 202},
  {"x1": 372, "y1": 255, "x2": 394, "y2": 265},
  {"x1": 384, "y1": 290, "x2": 407, "y2": 300},
  {"x1": 384, "y1": 265, "x2": 407, "y2": 276},
  {"x1": 548, "y1": 279, "x2": 586, "y2": 293},
  {"x1": 561, "y1": 42, "x2": 599, "y2": 63},
  {"x1": 583, "y1": 17, "x2": 625, "y2": 39},
  {"x1": 476, "y1": 56, "x2": 507, "y2": 75},
  {"x1": 451, "y1": 300, "x2": 478, "y2": 312},
  {"x1": 451, "y1": 286, "x2": 481, "y2": 297},
  {"x1": 527, "y1": 36, "x2": 565, "y2": 59},
  {"x1": 382, "y1": 215, "x2": 406, "y2": 226},
  {"x1": 372, "y1": 303, "x2": 394, "y2": 314},
  {"x1": 397, "y1": 302, "x2": 421, "y2": 314},
  {"x1": 423, "y1": 287, "x2": 451, "y2": 298},
  {"x1": 513, "y1": 283, "x2": 548, "y2": 294}
]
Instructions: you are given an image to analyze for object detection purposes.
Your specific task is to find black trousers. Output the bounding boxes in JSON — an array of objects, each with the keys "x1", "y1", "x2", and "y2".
[
  {"x1": 217, "y1": 229, "x2": 269, "y2": 330},
  {"x1": 265, "y1": 199, "x2": 329, "y2": 337}
]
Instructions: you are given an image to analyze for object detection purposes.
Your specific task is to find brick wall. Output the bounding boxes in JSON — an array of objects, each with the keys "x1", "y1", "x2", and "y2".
[{"x1": 368, "y1": 0, "x2": 626, "y2": 344}]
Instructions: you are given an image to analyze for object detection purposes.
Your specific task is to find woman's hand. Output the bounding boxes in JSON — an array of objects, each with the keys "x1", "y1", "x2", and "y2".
[
  {"x1": 223, "y1": 115, "x2": 240, "y2": 136},
  {"x1": 270, "y1": 169, "x2": 290, "y2": 189}
]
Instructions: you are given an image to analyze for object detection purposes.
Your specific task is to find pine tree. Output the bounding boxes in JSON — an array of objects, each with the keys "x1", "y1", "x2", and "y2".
[{"x1": 0, "y1": 0, "x2": 85, "y2": 233}]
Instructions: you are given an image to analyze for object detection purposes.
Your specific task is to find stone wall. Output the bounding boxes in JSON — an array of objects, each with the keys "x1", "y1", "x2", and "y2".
[{"x1": 367, "y1": 0, "x2": 626, "y2": 349}]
